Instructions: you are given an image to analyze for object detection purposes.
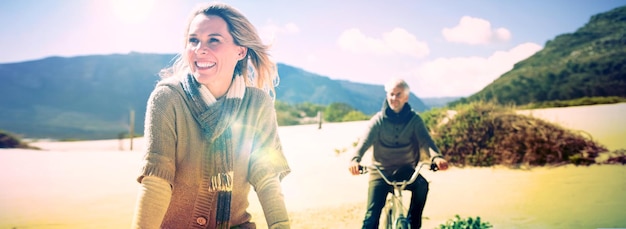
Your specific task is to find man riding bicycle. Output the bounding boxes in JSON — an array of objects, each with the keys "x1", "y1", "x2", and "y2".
[{"x1": 348, "y1": 78, "x2": 449, "y2": 229}]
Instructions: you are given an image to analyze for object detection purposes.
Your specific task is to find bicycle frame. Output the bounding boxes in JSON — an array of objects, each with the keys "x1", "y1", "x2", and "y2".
[
  {"x1": 383, "y1": 182, "x2": 408, "y2": 229},
  {"x1": 362, "y1": 163, "x2": 435, "y2": 229}
]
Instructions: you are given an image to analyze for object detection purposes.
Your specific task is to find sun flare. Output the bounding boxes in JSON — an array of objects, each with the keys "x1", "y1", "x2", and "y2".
[{"x1": 112, "y1": 0, "x2": 154, "y2": 23}]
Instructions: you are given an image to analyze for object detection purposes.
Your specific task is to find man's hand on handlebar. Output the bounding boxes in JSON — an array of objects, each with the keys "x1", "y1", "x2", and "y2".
[
  {"x1": 433, "y1": 157, "x2": 449, "y2": 171},
  {"x1": 349, "y1": 161, "x2": 361, "y2": 175},
  {"x1": 351, "y1": 158, "x2": 448, "y2": 175}
]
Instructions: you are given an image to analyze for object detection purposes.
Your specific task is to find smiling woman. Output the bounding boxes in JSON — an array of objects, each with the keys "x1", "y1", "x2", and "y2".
[{"x1": 111, "y1": 0, "x2": 155, "y2": 23}]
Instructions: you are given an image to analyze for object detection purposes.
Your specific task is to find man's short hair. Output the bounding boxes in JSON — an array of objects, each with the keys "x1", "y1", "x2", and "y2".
[{"x1": 384, "y1": 78, "x2": 410, "y2": 94}]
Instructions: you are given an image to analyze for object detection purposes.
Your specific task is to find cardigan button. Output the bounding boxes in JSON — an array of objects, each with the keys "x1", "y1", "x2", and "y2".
[{"x1": 196, "y1": 216, "x2": 207, "y2": 226}]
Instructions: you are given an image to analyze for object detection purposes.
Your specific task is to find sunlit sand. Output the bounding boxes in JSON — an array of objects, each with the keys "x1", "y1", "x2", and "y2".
[{"x1": 1, "y1": 103, "x2": 624, "y2": 228}]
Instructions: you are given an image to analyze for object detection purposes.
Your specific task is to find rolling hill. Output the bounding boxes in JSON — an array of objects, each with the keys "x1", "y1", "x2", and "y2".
[
  {"x1": 457, "y1": 5, "x2": 626, "y2": 106},
  {"x1": 0, "y1": 53, "x2": 427, "y2": 140}
]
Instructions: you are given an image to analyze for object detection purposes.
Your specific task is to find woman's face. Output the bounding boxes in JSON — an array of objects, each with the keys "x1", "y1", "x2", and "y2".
[{"x1": 186, "y1": 14, "x2": 246, "y2": 89}]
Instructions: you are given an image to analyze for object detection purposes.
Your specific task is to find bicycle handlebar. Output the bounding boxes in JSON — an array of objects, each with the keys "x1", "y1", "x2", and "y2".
[{"x1": 359, "y1": 163, "x2": 438, "y2": 187}]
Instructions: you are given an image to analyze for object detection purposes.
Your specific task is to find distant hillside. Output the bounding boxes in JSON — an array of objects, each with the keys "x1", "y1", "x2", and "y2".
[
  {"x1": 421, "y1": 96, "x2": 462, "y2": 108},
  {"x1": 276, "y1": 63, "x2": 427, "y2": 114},
  {"x1": 0, "y1": 53, "x2": 170, "y2": 140},
  {"x1": 459, "y1": 5, "x2": 626, "y2": 106},
  {"x1": 0, "y1": 53, "x2": 427, "y2": 140}
]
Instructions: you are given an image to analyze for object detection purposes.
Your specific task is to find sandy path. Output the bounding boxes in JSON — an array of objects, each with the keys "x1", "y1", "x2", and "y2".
[
  {"x1": 0, "y1": 149, "x2": 141, "y2": 229},
  {"x1": 2, "y1": 146, "x2": 625, "y2": 229}
]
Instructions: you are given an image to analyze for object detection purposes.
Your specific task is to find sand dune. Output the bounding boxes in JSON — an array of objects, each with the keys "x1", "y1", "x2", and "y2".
[
  {"x1": 1, "y1": 104, "x2": 625, "y2": 229},
  {"x1": 517, "y1": 103, "x2": 626, "y2": 151}
]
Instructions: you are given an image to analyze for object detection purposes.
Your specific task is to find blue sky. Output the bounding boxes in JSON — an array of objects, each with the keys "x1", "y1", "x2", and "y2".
[{"x1": 1, "y1": 0, "x2": 624, "y2": 97}]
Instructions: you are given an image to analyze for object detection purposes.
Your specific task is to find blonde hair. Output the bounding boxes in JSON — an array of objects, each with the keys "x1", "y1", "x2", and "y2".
[{"x1": 161, "y1": 2, "x2": 278, "y2": 96}]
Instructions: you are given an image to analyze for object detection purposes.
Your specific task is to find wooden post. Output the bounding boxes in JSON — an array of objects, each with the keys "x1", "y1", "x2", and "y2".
[
  {"x1": 317, "y1": 111, "x2": 322, "y2": 129},
  {"x1": 129, "y1": 109, "x2": 135, "y2": 151},
  {"x1": 118, "y1": 132, "x2": 125, "y2": 151}
]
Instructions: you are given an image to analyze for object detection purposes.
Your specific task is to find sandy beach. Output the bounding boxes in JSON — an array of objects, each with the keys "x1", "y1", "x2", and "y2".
[{"x1": 1, "y1": 103, "x2": 625, "y2": 229}]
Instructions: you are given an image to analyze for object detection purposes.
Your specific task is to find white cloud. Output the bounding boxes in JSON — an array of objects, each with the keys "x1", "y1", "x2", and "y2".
[
  {"x1": 494, "y1": 28, "x2": 512, "y2": 42},
  {"x1": 337, "y1": 28, "x2": 429, "y2": 58},
  {"x1": 442, "y1": 16, "x2": 512, "y2": 45},
  {"x1": 410, "y1": 42, "x2": 543, "y2": 97}
]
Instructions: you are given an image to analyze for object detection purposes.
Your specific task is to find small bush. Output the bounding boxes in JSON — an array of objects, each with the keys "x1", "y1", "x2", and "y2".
[
  {"x1": 604, "y1": 149, "x2": 626, "y2": 165},
  {"x1": 275, "y1": 110, "x2": 301, "y2": 126},
  {"x1": 324, "y1": 102, "x2": 356, "y2": 122},
  {"x1": 341, "y1": 110, "x2": 370, "y2": 122},
  {"x1": 423, "y1": 101, "x2": 608, "y2": 167},
  {"x1": 438, "y1": 214, "x2": 493, "y2": 229},
  {"x1": 0, "y1": 130, "x2": 30, "y2": 149}
]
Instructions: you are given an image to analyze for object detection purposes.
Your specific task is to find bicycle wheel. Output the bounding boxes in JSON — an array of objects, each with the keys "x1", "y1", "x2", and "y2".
[{"x1": 395, "y1": 216, "x2": 410, "y2": 229}]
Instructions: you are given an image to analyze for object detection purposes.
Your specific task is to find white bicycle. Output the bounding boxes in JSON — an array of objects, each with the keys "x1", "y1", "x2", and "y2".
[{"x1": 360, "y1": 163, "x2": 438, "y2": 229}]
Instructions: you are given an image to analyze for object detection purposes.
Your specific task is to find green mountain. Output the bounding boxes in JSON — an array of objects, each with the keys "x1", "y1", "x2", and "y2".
[
  {"x1": 275, "y1": 63, "x2": 427, "y2": 114},
  {"x1": 421, "y1": 96, "x2": 462, "y2": 108},
  {"x1": 0, "y1": 53, "x2": 169, "y2": 140},
  {"x1": 459, "y1": 5, "x2": 626, "y2": 106},
  {"x1": 0, "y1": 53, "x2": 427, "y2": 140}
]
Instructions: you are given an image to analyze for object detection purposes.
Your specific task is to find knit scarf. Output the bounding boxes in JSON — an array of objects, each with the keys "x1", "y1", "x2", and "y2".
[
  {"x1": 382, "y1": 100, "x2": 415, "y2": 124},
  {"x1": 181, "y1": 73, "x2": 245, "y2": 229}
]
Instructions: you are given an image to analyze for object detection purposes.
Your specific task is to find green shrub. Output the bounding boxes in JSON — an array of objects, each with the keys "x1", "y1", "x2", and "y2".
[
  {"x1": 324, "y1": 102, "x2": 355, "y2": 122},
  {"x1": 295, "y1": 102, "x2": 325, "y2": 117},
  {"x1": 0, "y1": 130, "x2": 29, "y2": 149},
  {"x1": 341, "y1": 110, "x2": 370, "y2": 122},
  {"x1": 275, "y1": 101, "x2": 322, "y2": 126},
  {"x1": 420, "y1": 107, "x2": 449, "y2": 130},
  {"x1": 438, "y1": 215, "x2": 493, "y2": 229},
  {"x1": 274, "y1": 100, "x2": 371, "y2": 125},
  {"x1": 275, "y1": 110, "x2": 301, "y2": 126},
  {"x1": 423, "y1": 101, "x2": 608, "y2": 167},
  {"x1": 603, "y1": 149, "x2": 626, "y2": 165}
]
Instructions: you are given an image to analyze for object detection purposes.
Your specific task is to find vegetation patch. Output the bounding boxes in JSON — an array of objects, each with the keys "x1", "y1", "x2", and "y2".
[
  {"x1": 0, "y1": 130, "x2": 34, "y2": 149},
  {"x1": 422, "y1": 101, "x2": 608, "y2": 167},
  {"x1": 453, "y1": 6, "x2": 626, "y2": 107},
  {"x1": 601, "y1": 149, "x2": 626, "y2": 165},
  {"x1": 274, "y1": 101, "x2": 370, "y2": 126},
  {"x1": 438, "y1": 215, "x2": 493, "y2": 229},
  {"x1": 519, "y1": 96, "x2": 626, "y2": 109}
]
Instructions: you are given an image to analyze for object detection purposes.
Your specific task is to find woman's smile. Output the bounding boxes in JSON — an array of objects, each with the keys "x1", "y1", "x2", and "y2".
[{"x1": 195, "y1": 61, "x2": 216, "y2": 69}]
